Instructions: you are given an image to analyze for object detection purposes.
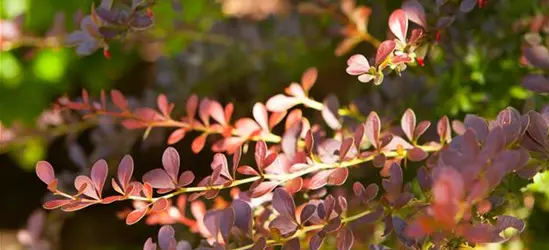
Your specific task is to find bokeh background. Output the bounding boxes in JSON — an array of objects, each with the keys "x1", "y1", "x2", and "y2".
[{"x1": 2, "y1": 0, "x2": 549, "y2": 249}]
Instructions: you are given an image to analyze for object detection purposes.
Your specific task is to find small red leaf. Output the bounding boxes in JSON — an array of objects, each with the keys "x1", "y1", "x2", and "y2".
[
  {"x1": 151, "y1": 198, "x2": 169, "y2": 212},
  {"x1": 143, "y1": 182, "x2": 153, "y2": 199},
  {"x1": 237, "y1": 166, "x2": 260, "y2": 176},
  {"x1": 269, "y1": 111, "x2": 287, "y2": 129},
  {"x1": 328, "y1": 168, "x2": 349, "y2": 186},
  {"x1": 101, "y1": 195, "x2": 122, "y2": 204},
  {"x1": 36, "y1": 161, "x2": 56, "y2": 185},
  {"x1": 157, "y1": 94, "x2": 171, "y2": 117},
  {"x1": 407, "y1": 147, "x2": 428, "y2": 161},
  {"x1": 191, "y1": 133, "x2": 208, "y2": 153},
  {"x1": 339, "y1": 138, "x2": 355, "y2": 161},
  {"x1": 250, "y1": 181, "x2": 278, "y2": 198},
  {"x1": 375, "y1": 40, "x2": 397, "y2": 66},
  {"x1": 285, "y1": 177, "x2": 303, "y2": 195},
  {"x1": 365, "y1": 112, "x2": 381, "y2": 148},
  {"x1": 118, "y1": 155, "x2": 134, "y2": 190},
  {"x1": 91, "y1": 159, "x2": 108, "y2": 195},
  {"x1": 301, "y1": 67, "x2": 318, "y2": 92},
  {"x1": 167, "y1": 128, "x2": 186, "y2": 145},
  {"x1": 110, "y1": 90, "x2": 128, "y2": 111},
  {"x1": 126, "y1": 208, "x2": 148, "y2": 225},
  {"x1": 186, "y1": 94, "x2": 199, "y2": 123},
  {"x1": 162, "y1": 147, "x2": 180, "y2": 182},
  {"x1": 43, "y1": 199, "x2": 71, "y2": 209}
]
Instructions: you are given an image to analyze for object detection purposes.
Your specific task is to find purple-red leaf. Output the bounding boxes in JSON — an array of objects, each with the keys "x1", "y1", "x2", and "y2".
[
  {"x1": 365, "y1": 112, "x2": 381, "y2": 148},
  {"x1": 167, "y1": 128, "x2": 186, "y2": 145},
  {"x1": 300, "y1": 204, "x2": 316, "y2": 224},
  {"x1": 91, "y1": 159, "x2": 108, "y2": 195},
  {"x1": 250, "y1": 181, "x2": 278, "y2": 198},
  {"x1": 126, "y1": 208, "x2": 148, "y2": 225},
  {"x1": 301, "y1": 67, "x2": 318, "y2": 92},
  {"x1": 402, "y1": 0, "x2": 426, "y2": 28},
  {"x1": 36, "y1": 161, "x2": 56, "y2": 185},
  {"x1": 375, "y1": 40, "x2": 397, "y2": 66},
  {"x1": 336, "y1": 226, "x2": 354, "y2": 250},
  {"x1": 178, "y1": 171, "x2": 195, "y2": 187},
  {"x1": 273, "y1": 188, "x2": 297, "y2": 221},
  {"x1": 118, "y1": 155, "x2": 133, "y2": 190},
  {"x1": 401, "y1": 109, "x2": 416, "y2": 142},
  {"x1": 143, "y1": 169, "x2": 175, "y2": 189},
  {"x1": 328, "y1": 168, "x2": 349, "y2": 186},
  {"x1": 339, "y1": 138, "x2": 355, "y2": 161}
]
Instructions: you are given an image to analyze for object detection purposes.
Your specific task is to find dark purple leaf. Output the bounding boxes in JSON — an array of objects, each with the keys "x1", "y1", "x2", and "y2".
[
  {"x1": 522, "y1": 74, "x2": 549, "y2": 93},
  {"x1": 464, "y1": 114, "x2": 489, "y2": 142},
  {"x1": 237, "y1": 166, "x2": 260, "y2": 176},
  {"x1": 310, "y1": 232, "x2": 326, "y2": 250},
  {"x1": 118, "y1": 155, "x2": 133, "y2": 190},
  {"x1": 460, "y1": 0, "x2": 476, "y2": 12},
  {"x1": 407, "y1": 147, "x2": 428, "y2": 161},
  {"x1": 269, "y1": 216, "x2": 298, "y2": 236},
  {"x1": 305, "y1": 129, "x2": 314, "y2": 154},
  {"x1": 158, "y1": 225, "x2": 176, "y2": 250},
  {"x1": 323, "y1": 217, "x2": 342, "y2": 233},
  {"x1": 251, "y1": 237, "x2": 266, "y2": 250},
  {"x1": 130, "y1": 15, "x2": 154, "y2": 30},
  {"x1": 162, "y1": 147, "x2": 180, "y2": 181},
  {"x1": 211, "y1": 153, "x2": 231, "y2": 180},
  {"x1": 417, "y1": 167, "x2": 431, "y2": 192},
  {"x1": 524, "y1": 45, "x2": 549, "y2": 70},
  {"x1": 339, "y1": 138, "x2": 355, "y2": 161},
  {"x1": 220, "y1": 208, "x2": 235, "y2": 244},
  {"x1": 273, "y1": 188, "x2": 297, "y2": 220},
  {"x1": 232, "y1": 200, "x2": 252, "y2": 236},
  {"x1": 336, "y1": 226, "x2": 354, "y2": 250},
  {"x1": 143, "y1": 238, "x2": 157, "y2": 250},
  {"x1": 282, "y1": 238, "x2": 300, "y2": 250},
  {"x1": 436, "y1": 16, "x2": 455, "y2": 29},
  {"x1": 353, "y1": 124, "x2": 365, "y2": 149},
  {"x1": 414, "y1": 121, "x2": 431, "y2": 139},
  {"x1": 300, "y1": 204, "x2": 316, "y2": 224},
  {"x1": 365, "y1": 112, "x2": 381, "y2": 148}
]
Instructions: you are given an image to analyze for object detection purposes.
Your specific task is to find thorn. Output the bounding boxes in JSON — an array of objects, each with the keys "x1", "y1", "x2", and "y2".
[
  {"x1": 435, "y1": 31, "x2": 441, "y2": 43},
  {"x1": 147, "y1": 8, "x2": 153, "y2": 18}
]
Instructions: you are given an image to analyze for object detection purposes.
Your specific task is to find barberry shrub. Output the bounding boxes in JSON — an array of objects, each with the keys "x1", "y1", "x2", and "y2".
[{"x1": 27, "y1": 0, "x2": 549, "y2": 249}]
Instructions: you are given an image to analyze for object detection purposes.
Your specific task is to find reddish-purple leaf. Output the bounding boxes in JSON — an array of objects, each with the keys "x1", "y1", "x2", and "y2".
[
  {"x1": 255, "y1": 140, "x2": 267, "y2": 168},
  {"x1": 328, "y1": 168, "x2": 349, "y2": 186},
  {"x1": 263, "y1": 153, "x2": 278, "y2": 169},
  {"x1": 75, "y1": 175, "x2": 99, "y2": 200},
  {"x1": 143, "y1": 169, "x2": 175, "y2": 189},
  {"x1": 464, "y1": 114, "x2": 489, "y2": 142},
  {"x1": 300, "y1": 204, "x2": 316, "y2": 224},
  {"x1": 61, "y1": 201, "x2": 94, "y2": 212},
  {"x1": 253, "y1": 102, "x2": 269, "y2": 131},
  {"x1": 407, "y1": 147, "x2": 428, "y2": 161},
  {"x1": 283, "y1": 238, "x2": 300, "y2": 250},
  {"x1": 250, "y1": 181, "x2": 278, "y2": 198},
  {"x1": 417, "y1": 167, "x2": 432, "y2": 192},
  {"x1": 401, "y1": 109, "x2": 416, "y2": 142},
  {"x1": 237, "y1": 165, "x2": 259, "y2": 176},
  {"x1": 209, "y1": 100, "x2": 227, "y2": 125},
  {"x1": 375, "y1": 40, "x2": 397, "y2": 66},
  {"x1": 111, "y1": 89, "x2": 128, "y2": 110},
  {"x1": 265, "y1": 94, "x2": 300, "y2": 112},
  {"x1": 43, "y1": 199, "x2": 71, "y2": 209},
  {"x1": 310, "y1": 232, "x2": 326, "y2": 250},
  {"x1": 151, "y1": 198, "x2": 169, "y2": 212},
  {"x1": 285, "y1": 177, "x2": 303, "y2": 195},
  {"x1": 232, "y1": 199, "x2": 252, "y2": 236},
  {"x1": 143, "y1": 182, "x2": 153, "y2": 199},
  {"x1": 191, "y1": 133, "x2": 207, "y2": 153},
  {"x1": 402, "y1": 0, "x2": 426, "y2": 28},
  {"x1": 309, "y1": 170, "x2": 332, "y2": 190},
  {"x1": 437, "y1": 116, "x2": 451, "y2": 143},
  {"x1": 91, "y1": 159, "x2": 108, "y2": 195},
  {"x1": 167, "y1": 128, "x2": 186, "y2": 145},
  {"x1": 177, "y1": 171, "x2": 194, "y2": 187},
  {"x1": 373, "y1": 154, "x2": 386, "y2": 168},
  {"x1": 211, "y1": 153, "x2": 231, "y2": 180},
  {"x1": 101, "y1": 195, "x2": 122, "y2": 204},
  {"x1": 186, "y1": 94, "x2": 198, "y2": 123},
  {"x1": 251, "y1": 237, "x2": 266, "y2": 250},
  {"x1": 522, "y1": 74, "x2": 549, "y2": 93},
  {"x1": 301, "y1": 67, "x2": 318, "y2": 92},
  {"x1": 118, "y1": 155, "x2": 133, "y2": 190},
  {"x1": 336, "y1": 226, "x2": 354, "y2": 250},
  {"x1": 126, "y1": 207, "x2": 148, "y2": 225},
  {"x1": 339, "y1": 138, "x2": 354, "y2": 161},
  {"x1": 414, "y1": 121, "x2": 431, "y2": 139},
  {"x1": 157, "y1": 94, "x2": 171, "y2": 117},
  {"x1": 273, "y1": 188, "x2": 297, "y2": 221},
  {"x1": 198, "y1": 98, "x2": 211, "y2": 125},
  {"x1": 353, "y1": 124, "x2": 365, "y2": 149},
  {"x1": 365, "y1": 112, "x2": 381, "y2": 148},
  {"x1": 36, "y1": 161, "x2": 55, "y2": 185},
  {"x1": 324, "y1": 218, "x2": 342, "y2": 233}
]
